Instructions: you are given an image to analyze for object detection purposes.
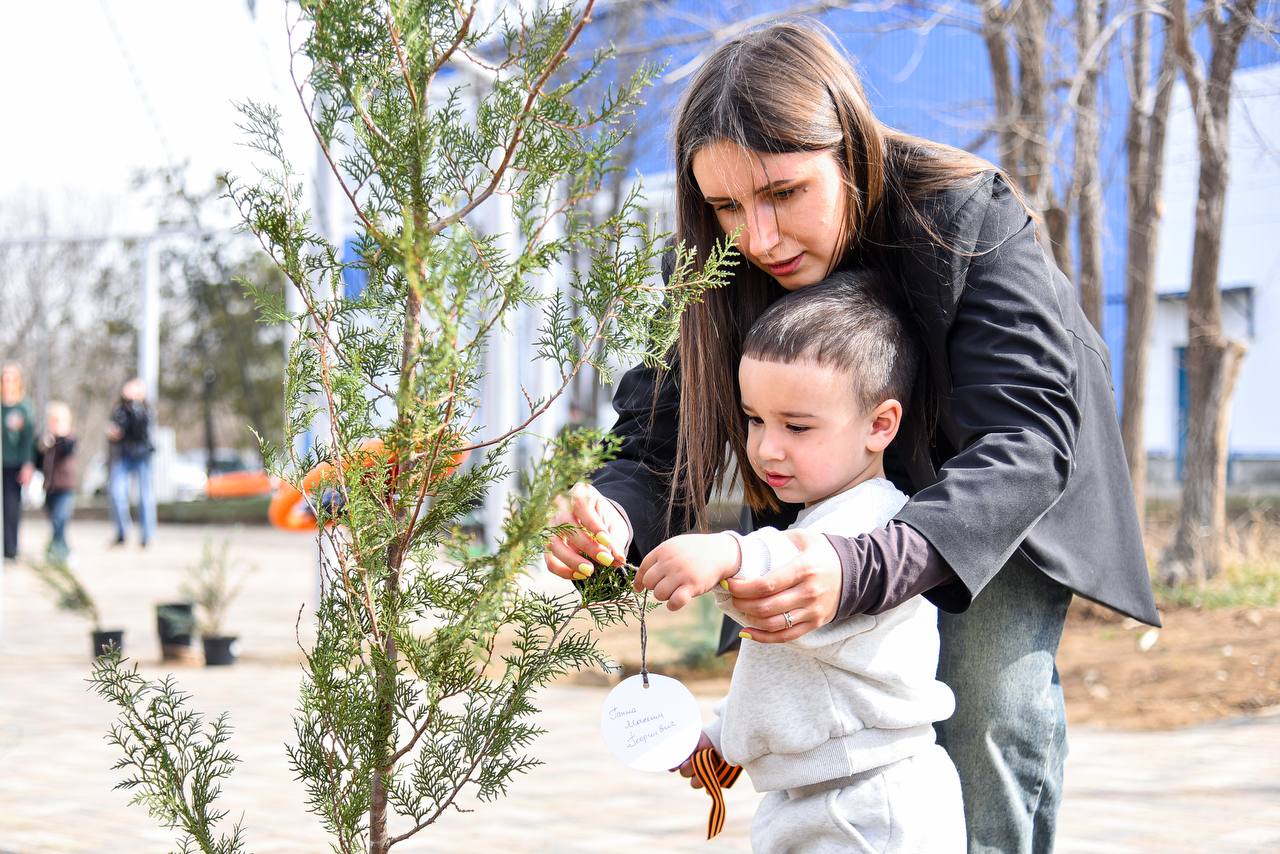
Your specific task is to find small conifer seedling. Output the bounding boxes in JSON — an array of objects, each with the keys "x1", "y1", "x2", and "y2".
[{"x1": 90, "y1": 2, "x2": 735, "y2": 851}]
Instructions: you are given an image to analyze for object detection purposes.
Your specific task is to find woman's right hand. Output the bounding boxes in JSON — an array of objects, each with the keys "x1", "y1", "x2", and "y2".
[{"x1": 543, "y1": 482, "x2": 630, "y2": 580}]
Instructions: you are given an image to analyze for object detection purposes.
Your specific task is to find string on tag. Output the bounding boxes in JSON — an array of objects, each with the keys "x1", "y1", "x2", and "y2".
[{"x1": 638, "y1": 588, "x2": 650, "y2": 688}]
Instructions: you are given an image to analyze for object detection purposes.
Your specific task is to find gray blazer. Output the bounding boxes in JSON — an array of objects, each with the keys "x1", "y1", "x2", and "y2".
[
  {"x1": 883, "y1": 171, "x2": 1158, "y2": 625},
  {"x1": 594, "y1": 171, "x2": 1160, "y2": 627}
]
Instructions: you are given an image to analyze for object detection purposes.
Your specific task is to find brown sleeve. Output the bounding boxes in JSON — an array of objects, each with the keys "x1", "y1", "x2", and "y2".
[{"x1": 825, "y1": 520, "x2": 970, "y2": 618}]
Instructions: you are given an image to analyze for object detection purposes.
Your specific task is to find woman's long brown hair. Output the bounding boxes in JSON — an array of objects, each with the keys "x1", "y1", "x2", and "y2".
[{"x1": 667, "y1": 20, "x2": 1022, "y2": 531}]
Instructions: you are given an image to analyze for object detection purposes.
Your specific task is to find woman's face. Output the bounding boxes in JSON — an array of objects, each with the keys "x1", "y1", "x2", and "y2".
[
  {"x1": 691, "y1": 140, "x2": 847, "y2": 290},
  {"x1": 1, "y1": 367, "x2": 21, "y2": 402}
]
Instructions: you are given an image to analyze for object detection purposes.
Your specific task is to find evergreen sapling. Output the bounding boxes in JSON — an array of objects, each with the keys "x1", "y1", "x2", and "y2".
[{"x1": 90, "y1": 2, "x2": 736, "y2": 851}]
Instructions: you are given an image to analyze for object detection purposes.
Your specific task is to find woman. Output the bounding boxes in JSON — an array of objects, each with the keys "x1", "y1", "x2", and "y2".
[
  {"x1": 544, "y1": 22, "x2": 1158, "y2": 853},
  {"x1": 2, "y1": 363, "x2": 36, "y2": 561},
  {"x1": 107, "y1": 377, "x2": 157, "y2": 547}
]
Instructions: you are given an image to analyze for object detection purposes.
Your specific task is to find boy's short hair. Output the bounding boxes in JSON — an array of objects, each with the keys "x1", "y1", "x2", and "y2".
[
  {"x1": 742, "y1": 269, "x2": 919, "y2": 414},
  {"x1": 47, "y1": 401, "x2": 72, "y2": 424}
]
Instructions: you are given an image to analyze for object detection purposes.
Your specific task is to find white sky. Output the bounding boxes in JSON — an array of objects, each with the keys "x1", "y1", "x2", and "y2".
[{"x1": 1, "y1": 0, "x2": 314, "y2": 237}]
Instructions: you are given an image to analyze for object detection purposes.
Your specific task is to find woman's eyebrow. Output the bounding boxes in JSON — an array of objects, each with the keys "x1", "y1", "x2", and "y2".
[{"x1": 704, "y1": 179, "x2": 795, "y2": 203}]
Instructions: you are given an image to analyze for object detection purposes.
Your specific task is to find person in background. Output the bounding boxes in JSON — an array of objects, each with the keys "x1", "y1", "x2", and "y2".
[
  {"x1": 2, "y1": 363, "x2": 36, "y2": 561},
  {"x1": 36, "y1": 401, "x2": 78, "y2": 560},
  {"x1": 107, "y1": 377, "x2": 156, "y2": 547}
]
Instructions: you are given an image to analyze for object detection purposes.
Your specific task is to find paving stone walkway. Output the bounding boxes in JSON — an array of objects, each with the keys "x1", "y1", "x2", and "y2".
[{"x1": 1, "y1": 520, "x2": 1276, "y2": 853}]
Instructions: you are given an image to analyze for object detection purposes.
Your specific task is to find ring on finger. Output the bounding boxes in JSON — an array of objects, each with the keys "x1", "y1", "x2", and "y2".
[{"x1": 782, "y1": 610, "x2": 794, "y2": 629}]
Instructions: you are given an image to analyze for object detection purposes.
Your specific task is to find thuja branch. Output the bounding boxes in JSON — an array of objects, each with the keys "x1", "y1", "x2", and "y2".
[
  {"x1": 219, "y1": 1, "x2": 736, "y2": 850},
  {"x1": 386, "y1": 580, "x2": 642, "y2": 847},
  {"x1": 427, "y1": 0, "x2": 599, "y2": 236},
  {"x1": 88, "y1": 652, "x2": 246, "y2": 854},
  {"x1": 458, "y1": 296, "x2": 621, "y2": 453}
]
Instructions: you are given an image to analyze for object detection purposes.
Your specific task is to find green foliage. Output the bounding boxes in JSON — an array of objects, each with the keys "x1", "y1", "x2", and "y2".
[
  {"x1": 156, "y1": 496, "x2": 272, "y2": 526},
  {"x1": 141, "y1": 168, "x2": 288, "y2": 451},
  {"x1": 180, "y1": 536, "x2": 253, "y2": 637},
  {"x1": 27, "y1": 556, "x2": 100, "y2": 630},
  {"x1": 89, "y1": 651, "x2": 246, "y2": 854},
  {"x1": 1149, "y1": 505, "x2": 1280, "y2": 607},
  {"x1": 1153, "y1": 560, "x2": 1280, "y2": 609},
  {"x1": 100, "y1": 2, "x2": 734, "y2": 851}
]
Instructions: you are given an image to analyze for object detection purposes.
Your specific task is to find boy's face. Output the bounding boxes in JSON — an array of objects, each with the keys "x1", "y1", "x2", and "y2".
[
  {"x1": 47, "y1": 408, "x2": 70, "y2": 436},
  {"x1": 739, "y1": 357, "x2": 897, "y2": 507}
]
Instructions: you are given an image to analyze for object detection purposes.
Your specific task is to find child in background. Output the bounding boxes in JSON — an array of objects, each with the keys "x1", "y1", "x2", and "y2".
[
  {"x1": 35, "y1": 402, "x2": 78, "y2": 560},
  {"x1": 633, "y1": 272, "x2": 964, "y2": 852}
]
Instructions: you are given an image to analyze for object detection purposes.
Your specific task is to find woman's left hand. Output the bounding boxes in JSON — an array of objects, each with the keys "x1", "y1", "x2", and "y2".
[{"x1": 726, "y1": 528, "x2": 841, "y2": 642}]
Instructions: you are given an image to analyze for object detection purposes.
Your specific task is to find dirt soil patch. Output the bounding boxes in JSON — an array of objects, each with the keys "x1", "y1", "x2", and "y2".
[
  {"x1": 573, "y1": 597, "x2": 1280, "y2": 731},
  {"x1": 1058, "y1": 600, "x2": 1279, "y2": 729}
]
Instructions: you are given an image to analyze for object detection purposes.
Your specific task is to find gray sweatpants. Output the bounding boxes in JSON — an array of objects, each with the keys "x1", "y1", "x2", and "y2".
[{"x1": 750, "y1": 745, "x2": 965, "y2": 853}]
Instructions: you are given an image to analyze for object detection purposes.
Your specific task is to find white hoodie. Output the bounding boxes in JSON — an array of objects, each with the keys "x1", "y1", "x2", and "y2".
[{"x1": 706, "y1": 477, "x2": 956, "y2": 792}]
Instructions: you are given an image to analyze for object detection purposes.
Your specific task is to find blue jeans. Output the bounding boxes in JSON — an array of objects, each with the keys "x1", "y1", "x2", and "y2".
[
  {"x1": 936, "y1": 557, "x2": 1073, "y2": 854},
  {"x1": 45, "y1": 490, "x2": 74, "y2": 559},
  {"x1": 109, "y1": 455, "x2": 156, "y2": 545}
]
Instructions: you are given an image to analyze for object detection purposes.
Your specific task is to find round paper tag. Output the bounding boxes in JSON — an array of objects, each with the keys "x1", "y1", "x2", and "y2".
[{"x1": 600, "y1": 673, "x2": 702, "y2": 772}]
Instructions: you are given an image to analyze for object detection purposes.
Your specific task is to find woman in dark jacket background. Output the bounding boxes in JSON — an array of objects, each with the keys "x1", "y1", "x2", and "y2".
[{"x1": 543, "y1": 22, "x2": 1158, "y2": 854}]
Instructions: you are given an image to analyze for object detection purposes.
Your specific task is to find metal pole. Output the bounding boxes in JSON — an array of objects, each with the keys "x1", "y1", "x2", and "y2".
[
  {"x1": 304, "y1": 100, "x2": 340, "y2": 611},
  {"x1": 139, "y1": 238, "x2": 161, "y2": 403},
  {"x1": 524, "y1": 185, "x2": 569, "y2": 450},
  {"x1": 482, "y1": 192, "x2": 519, "y2": 550}
]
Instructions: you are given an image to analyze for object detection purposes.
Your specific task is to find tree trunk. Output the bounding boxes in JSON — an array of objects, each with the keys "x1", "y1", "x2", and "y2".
[
  {"x1": 1161, "y1": 335, "x2": 1246, "y2": 584},
  {"x1": 1013, "y1": 0, "x2": 1050, "y2": 207},
  {"x1": 1008, "y1": 0, "x2": 1071, "y2": 266},
  {"x1": 1120, "y1": 11, "x2": 1176, "y2": 517},
  {"x1": 201, "y1": 366, "x2": 217, "y2": 477},
  {"x1": 980, "y1": 0, "x2": 1018, "y2": 174},
  {"x1": 1042, "y1": 204, "x2": 1074, "y2": 279},
  {"x1": 1074, "y1": 0, "x2": 1105, "y2": 332},
  {"x1": 1161, "y1": 0, "x2": 1257, "y2": 583}
]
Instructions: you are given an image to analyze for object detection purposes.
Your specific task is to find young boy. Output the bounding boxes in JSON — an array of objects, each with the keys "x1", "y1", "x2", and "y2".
[
  {"x1": 633, "y1": 272, "x2": 964, "y2": 852},
  {"x1": 35, "y1": 402, "x2": 78, "y2": 560}
]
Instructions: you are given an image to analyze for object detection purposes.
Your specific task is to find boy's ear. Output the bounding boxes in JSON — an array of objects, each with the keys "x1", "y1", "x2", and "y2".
[{"x1": 865, "y1": 399, "x2": 902, "y2": 452}]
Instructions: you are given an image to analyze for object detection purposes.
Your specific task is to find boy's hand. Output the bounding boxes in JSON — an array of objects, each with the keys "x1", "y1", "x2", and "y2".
[
  {"x1": 670, "y1": 732, "x2": 717, "y2": 789},
  {"x1": 634, "y1": 533, "x2": 739, "y2": 611}
]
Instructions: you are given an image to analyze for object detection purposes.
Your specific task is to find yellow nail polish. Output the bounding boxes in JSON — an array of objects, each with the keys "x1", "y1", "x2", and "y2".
[
  {"x1": 572, "y1": 571, "x2": 587, "y2": 581},
  {"x1": 595, "y1": 551, "x2": 612, "y2": 565},
  {"x1": 738, "y1": 631, "x2": 752, "y2": 640},
  {"x1": 719, "y1": 580, "x2": 730, "y2": 591},
  {"x1": 594, "y1": 531, "x2": 611, "y2": 546},
  {"x1": 577, "y1": 562, "x2": 593, "y2": 575}
]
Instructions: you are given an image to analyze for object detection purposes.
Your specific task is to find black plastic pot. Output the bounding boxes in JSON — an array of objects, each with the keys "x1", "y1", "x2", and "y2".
[
  {"x1": 156, "y1": 602, "x2": 197, "y2": 661},
  {"x1": 92, "y1": 629, "x2": 125, "y2": 658},
  {"x1": 202, "y1": 635, "x2": 239, "y2": 666}
]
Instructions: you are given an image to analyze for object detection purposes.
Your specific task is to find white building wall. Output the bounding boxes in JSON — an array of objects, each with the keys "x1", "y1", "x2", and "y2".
[
  {"x1": 1146, "y1": 291, "x2": 1256, "y2": 456},
  {"x1": 1147, "y1": 63, "x2": 1280, "y2": 464}
]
